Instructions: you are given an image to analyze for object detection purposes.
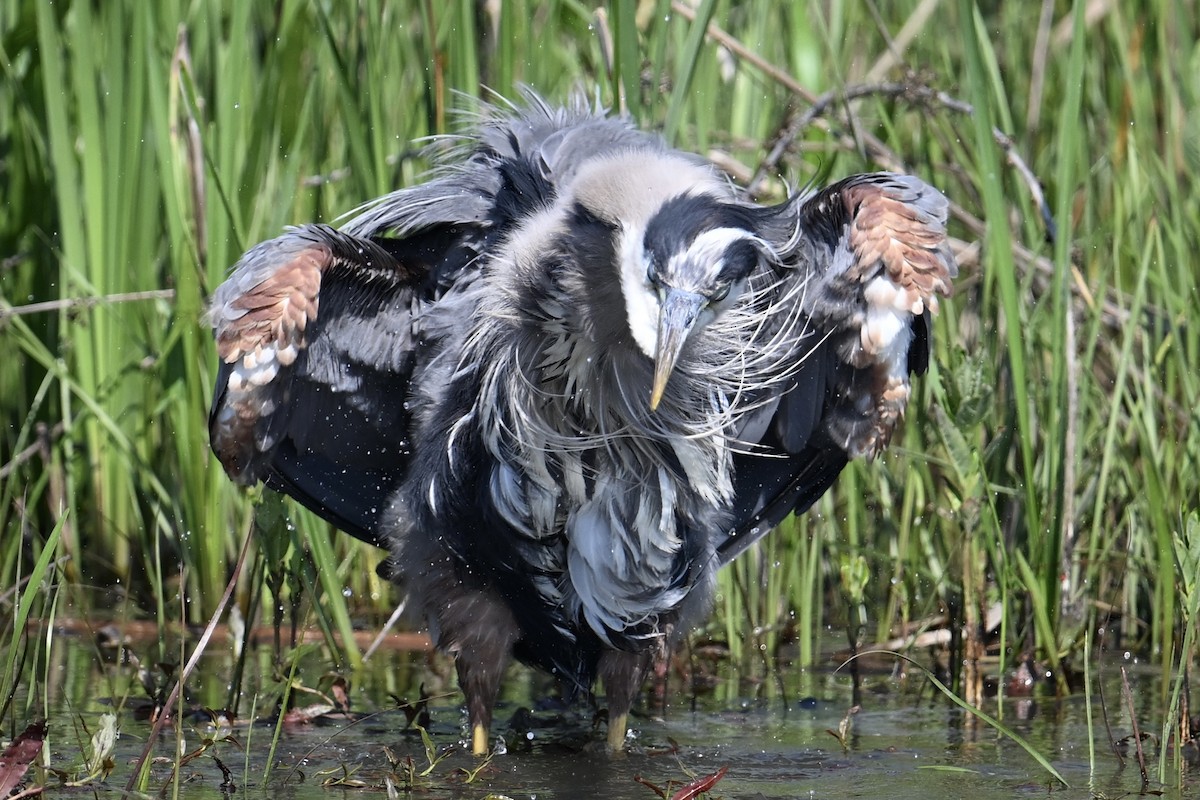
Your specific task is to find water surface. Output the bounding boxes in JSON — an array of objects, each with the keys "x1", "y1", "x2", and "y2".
[{"x1": 23, "y1": 624, "x2": 1196, "y2": 798}]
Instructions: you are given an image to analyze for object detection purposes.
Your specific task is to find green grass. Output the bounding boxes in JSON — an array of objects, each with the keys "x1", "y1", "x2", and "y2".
[{"x1": 2, "y1": 0, "x2": 1199, "y2": 787}]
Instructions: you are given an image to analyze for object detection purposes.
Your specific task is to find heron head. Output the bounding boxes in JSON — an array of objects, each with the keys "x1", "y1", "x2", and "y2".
[{"x1": 622, "y1": 194, "x2": 767, "y2": 411}]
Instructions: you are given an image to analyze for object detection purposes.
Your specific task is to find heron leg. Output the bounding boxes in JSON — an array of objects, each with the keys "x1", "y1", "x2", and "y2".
[
  {"x1": 598, "y1": 649, "x2": 653, "y2": 751},
  {"x1": 440, "y1": 590, "x2": 519, "y2": 756},
  {"x1": 454, "y1": 650, "x2": 508, "y2": 754},
  {"x1": 415, "y1": 555, "x2": 519, "y2": 756}
]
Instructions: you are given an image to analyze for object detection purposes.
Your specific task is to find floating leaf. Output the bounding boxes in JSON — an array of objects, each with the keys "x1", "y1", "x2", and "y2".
[
  {"x1": 0, "y1": 720, "x2": 46, "y2": 796},
  {"x1": 669, "y1": 765, "x2": 729, "y2": 800}
]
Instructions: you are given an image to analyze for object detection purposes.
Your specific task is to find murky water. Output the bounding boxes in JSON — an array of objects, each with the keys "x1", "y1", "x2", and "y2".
[{"x1": 20, "y1": 625, "x2": 1199, "y2": 798}]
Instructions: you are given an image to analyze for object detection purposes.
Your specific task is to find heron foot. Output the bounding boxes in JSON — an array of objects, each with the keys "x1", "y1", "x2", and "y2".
[
  {"x1": 606, "y1": 712, "x2": 628, "y2": 751},
  {"x1": 471, "y1": 723, "x2": 490, "y2": 756}
]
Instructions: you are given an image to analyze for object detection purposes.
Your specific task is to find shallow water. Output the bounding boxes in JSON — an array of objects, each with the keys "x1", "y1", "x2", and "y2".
[{"x1": 21, "y1": 625, "x2": 1199, "y2": 798}]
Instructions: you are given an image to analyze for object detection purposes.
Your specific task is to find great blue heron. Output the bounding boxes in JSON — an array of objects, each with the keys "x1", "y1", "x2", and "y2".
[{"x1": 208, "y1": 93, "x2": 956, "y2": 754}]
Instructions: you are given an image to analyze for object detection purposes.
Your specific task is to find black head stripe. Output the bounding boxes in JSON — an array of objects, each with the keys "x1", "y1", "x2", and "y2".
[
  {"x1": 719, "y1": 238, "x2": 761, "y2": 283},
  {"x1": 643, "y1": 194, "x2": 761, "y2": 265}
]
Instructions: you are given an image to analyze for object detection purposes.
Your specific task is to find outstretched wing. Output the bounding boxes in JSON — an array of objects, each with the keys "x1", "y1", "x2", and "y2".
[
  {"x1": 721, "y1": 173, "x2": 956, "y2": 562},
  {"x1": 208, "y1": 221, "x2": 475, "y2": 545}
]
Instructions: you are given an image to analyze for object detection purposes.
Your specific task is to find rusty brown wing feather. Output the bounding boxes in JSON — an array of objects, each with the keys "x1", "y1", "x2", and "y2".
[
  {"x1": 209, "y1": 225, "x2": 413, "y2": 482},
  {"x1": 800, "y1": 172, "x2": 957, "y2": 458},
  {"x1": 842, "y1": 178, "x2": 955, "y2": 304},
  {"x1": 210, "y1": 244, "x2": 320, "y2": 483}
]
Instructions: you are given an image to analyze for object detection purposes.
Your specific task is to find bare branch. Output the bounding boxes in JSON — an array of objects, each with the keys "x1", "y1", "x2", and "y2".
[{"x1": 0, "y1": 289, "x2": 177, "y2": 321}]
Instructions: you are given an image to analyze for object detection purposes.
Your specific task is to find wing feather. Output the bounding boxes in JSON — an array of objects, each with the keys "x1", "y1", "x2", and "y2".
[
  {"x1": 723, "y1": 173, "x2": 956, "y2": 559},
  {"x1": 797, "y1": 173, "x2": 957, "y2": 457},
  {"x1": 208, "y1": 222, "x2": 470, "y2": 545}
]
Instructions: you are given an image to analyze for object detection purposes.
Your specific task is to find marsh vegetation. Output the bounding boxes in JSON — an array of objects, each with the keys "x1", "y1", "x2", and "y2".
[{"x1": 2, "y1": 0, "x2": 1198, "y2": 796}]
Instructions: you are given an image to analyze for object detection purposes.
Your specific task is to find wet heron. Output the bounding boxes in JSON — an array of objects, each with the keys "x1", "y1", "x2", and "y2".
[{"x1": 208, "y1": 93, "x2": 956, "y2": 754}]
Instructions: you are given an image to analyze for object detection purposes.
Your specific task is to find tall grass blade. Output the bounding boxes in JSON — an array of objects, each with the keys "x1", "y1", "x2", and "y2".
[
  {"x1": 851, "y1": 651, "x2": 1068, "y2": 788},
  {"x1": 0, "y1": 515, "x2": 64, "y2": 723}
]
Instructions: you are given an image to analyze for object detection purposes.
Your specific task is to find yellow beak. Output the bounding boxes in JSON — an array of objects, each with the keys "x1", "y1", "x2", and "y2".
[{"x1": 649, "y1": 289, "x2": 706, "y2": 411}]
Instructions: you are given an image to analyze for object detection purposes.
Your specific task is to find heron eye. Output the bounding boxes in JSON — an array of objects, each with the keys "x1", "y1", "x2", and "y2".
[
  {"x1": 710, "y1": 282, "x2": 731, "y2": 302},
  {"x1": 646, "y1": 261, "x2": 660, "y2": 285}
]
